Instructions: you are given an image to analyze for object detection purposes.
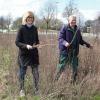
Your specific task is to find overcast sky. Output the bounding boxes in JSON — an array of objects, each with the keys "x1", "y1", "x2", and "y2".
[{"x1": 0, "y1": 0, "x2": 100, "y2": 22}]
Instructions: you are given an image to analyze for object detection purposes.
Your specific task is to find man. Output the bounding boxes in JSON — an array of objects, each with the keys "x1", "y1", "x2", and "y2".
[
  {"x1": 55, "y1": 15, "x2": 92, "y2": 83},
  {"x1": 15, "y1": 11, "x2": 40, "y2": 96}
]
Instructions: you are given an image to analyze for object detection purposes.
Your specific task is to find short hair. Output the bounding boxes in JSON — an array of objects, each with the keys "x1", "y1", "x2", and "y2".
[{"x1": 68, "y1": 15, "x2": 76, "y2": 21}]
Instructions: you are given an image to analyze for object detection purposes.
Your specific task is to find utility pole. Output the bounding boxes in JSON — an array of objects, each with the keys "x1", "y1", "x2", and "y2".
[{"x1": 55, "y1": 2, "x2": 59, "y2": 31}]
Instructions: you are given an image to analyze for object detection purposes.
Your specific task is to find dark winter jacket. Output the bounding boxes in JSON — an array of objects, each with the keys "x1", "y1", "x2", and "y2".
[
  {"x1": 58, "y1": 24, "x2": 90, "y2": 55},
  {"x1": 15, "y1": 25, "x2": 39, "y2": 66}
]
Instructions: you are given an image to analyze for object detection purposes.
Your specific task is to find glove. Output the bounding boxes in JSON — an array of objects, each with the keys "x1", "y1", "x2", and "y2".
[
  {"x1": 86, "y1": 43, "x2": 91, "y2": 48},
  {"x1": 26, "y1": 45, "x2": 33, "y2": 50}
]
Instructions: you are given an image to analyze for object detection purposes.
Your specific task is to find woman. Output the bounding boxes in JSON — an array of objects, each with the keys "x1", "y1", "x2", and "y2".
[{"x1": 15, "y1": 11, "x2": 40, "y2": 96}]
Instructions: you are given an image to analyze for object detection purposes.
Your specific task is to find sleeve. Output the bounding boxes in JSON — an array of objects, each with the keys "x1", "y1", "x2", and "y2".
[
  {"x1": 35, "y1": 28, "x2": 39, "y2": 45},
  {"x1": 79, "y1": 31, "x2": 91, "y2": 48},
  {"x1": 58, "y1": 25, "x2": 69, "y2": 46},
  {"x1": 15, "y1": 28, "x2": 27, "y2": 49}
]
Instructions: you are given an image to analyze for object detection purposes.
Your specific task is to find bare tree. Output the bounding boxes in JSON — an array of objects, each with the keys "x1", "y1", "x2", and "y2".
[
  {"x1": 41, "y1": 2, "x2": 55, "y2": 34},
  {"x1": 76, "y1": 12, "x2": 85, "y2": 30},
  {"x1": 0, "y1": 16, "x2": 6, "y2": 33},
  {"x1": 63, "y1": 0, "x2": 78, "y2": 21},
  {"x1": 50, "y1": 18, "x2": 63, "y2": 30},
  {"x1": 6, "y1": 14, "x2": 12, "y2": 33},
  {"x1": 12, "y1": 17, "x2": 22, "y2": 30},
  {"x1": 91, "y1": 13, "x2": 100, "y2": 38}
]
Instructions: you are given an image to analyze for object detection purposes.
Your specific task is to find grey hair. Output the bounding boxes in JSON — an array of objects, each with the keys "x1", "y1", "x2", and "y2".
[{"x1": 68, "y1": 15, "x2": 76, "y2": 21}]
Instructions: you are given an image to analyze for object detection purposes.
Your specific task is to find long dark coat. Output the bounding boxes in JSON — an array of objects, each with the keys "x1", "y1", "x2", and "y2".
[{"x1": 15, "y1": 25, "x2": 39, "y2": 66}]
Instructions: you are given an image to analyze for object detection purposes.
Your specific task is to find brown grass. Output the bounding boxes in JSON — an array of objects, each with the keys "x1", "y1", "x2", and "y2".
[{"x1": 0, "y1": 33, "x2": 100, "y2": 100}]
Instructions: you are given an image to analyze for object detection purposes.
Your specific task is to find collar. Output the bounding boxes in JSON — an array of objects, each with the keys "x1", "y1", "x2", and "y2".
[
  {"x1": 26, "y1": 24, "x2": 33, "y2": 28},
  {"x1": 67, "y1": 24, "x2": 77, "y2": 31}
]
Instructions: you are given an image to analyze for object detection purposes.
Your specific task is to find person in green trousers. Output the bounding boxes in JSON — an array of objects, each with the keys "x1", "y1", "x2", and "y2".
[{"x1": 55, "y1": 15, "x2": 92, "y2": 83}]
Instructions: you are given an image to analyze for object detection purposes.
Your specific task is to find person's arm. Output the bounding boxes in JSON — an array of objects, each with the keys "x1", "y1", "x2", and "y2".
[
  {"x1": 59, "y1": 25, "x2": 70, "y2": 47},
  {"x1": 15, "y1": 28, "x2": 27, "y2": 49},
  {"x1": 35, "y1": 27, "x2": 39, "y2": 45},
  {"x1": 79, "y1": 31, "x2": 92, "y2": 48}
]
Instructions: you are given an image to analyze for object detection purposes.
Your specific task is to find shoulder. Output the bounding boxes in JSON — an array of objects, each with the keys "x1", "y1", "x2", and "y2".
[
  {"x1": 61, "y1": 24, "x2": 68, "y2": 30},
  {"x1": 32, "y1": 25, "x2": 38, "y2": 30},
  {"x1": 74, "y1": 25, "x2": 80, "y2": 31},
  {"x1": 19, "y1": 25, "x2": 26, "y2": 31},
  {"x1": 74, "y1": 25, "x2": 81, "y2": 34},
  {"x1": 76, "y1": 27, "x2": 81, "y2": 34},
  {"x1": 60, "y1": 24, "x2": 68, "y2": 32}
]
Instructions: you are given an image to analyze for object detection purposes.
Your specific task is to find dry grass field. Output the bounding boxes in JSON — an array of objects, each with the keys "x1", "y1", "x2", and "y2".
[{"x1": 0, "y1": 33, "x2": 100, "y2": 100}]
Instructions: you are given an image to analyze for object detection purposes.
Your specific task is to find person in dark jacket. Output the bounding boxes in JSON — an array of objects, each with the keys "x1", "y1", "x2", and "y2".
[
  {"x1": 15, "y1": 11, "x2": 40, "y2": 96},
  {"x1": 55, "y1": 15, "x2": 92, "y2": 83}
]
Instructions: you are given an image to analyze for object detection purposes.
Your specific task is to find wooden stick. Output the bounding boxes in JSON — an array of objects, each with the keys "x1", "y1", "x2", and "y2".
[{"x1": 32, "y1": 44, "x2": 56, "y2": 48}]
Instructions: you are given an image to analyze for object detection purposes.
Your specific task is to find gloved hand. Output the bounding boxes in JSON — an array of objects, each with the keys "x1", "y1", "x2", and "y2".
[
  {"x1": 26, "y1": 45, "x2": 33, "y2": 50},
  {"x1": 86, "y1": 43, "x2": 93, "y2": 49},
  {"x1": 86, "y1": 43, "x2": 90, "y2": 48}
]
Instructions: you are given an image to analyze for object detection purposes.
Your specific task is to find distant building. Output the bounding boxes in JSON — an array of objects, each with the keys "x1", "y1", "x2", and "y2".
[{"x1": 87, "y1": 27, "x2": 91, "y2": 33}]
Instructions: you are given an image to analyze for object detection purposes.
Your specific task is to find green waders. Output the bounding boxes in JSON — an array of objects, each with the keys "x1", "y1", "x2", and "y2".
[{"x1": 55, "y1": 49, "x2": 78, "y2": 82}]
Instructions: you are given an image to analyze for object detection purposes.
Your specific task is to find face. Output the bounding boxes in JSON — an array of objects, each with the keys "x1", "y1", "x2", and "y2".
[
  {"x1": 69, "y1": 16, "x2": 76, "y2": 27},
  {"x1": 26, "y1": 16, "x2": 34, "y2": 25}
]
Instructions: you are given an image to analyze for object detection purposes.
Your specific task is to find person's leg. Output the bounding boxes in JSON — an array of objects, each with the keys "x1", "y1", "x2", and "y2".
[
  {"x1": 55, "y1": 51, "x2": 68, "y2": 80},
  {"x1": 71, "y1": 55, "x2": 78, "y2": 83},
  {"x1": 19, "y1": 65, "x2": 27, "y2": 91},
  {"x1": 31, "y1": 65, "x2": 39, "y2": 94}
]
